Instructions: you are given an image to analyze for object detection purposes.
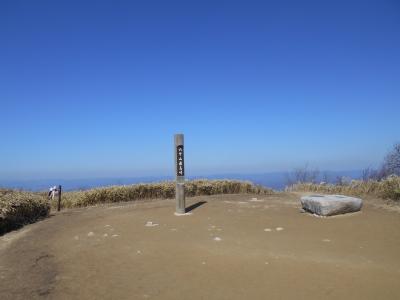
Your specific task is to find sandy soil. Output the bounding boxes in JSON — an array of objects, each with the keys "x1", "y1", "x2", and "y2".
[{"x1": 1, "y1": 193, "x2": 400, "y2": 300}]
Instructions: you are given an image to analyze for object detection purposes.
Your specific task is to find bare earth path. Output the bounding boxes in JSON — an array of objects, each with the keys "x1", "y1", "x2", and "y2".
[{"x1": 1, "y1": 193, "x2": 400, "y2": 300}]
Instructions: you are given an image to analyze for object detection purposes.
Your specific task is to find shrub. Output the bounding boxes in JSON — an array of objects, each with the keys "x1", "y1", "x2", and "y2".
[
  {"x1": 286, "y1": 175, "x2": 400, "y2": 201},
  {"x1": 383, "y1": 143, "x2": 400, "y2": 176},
  {"x1": 0, "y1": 191, "x2": 50, "y2": 235}
]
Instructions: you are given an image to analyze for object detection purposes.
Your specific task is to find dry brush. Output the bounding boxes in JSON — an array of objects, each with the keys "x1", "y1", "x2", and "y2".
[
  {"x1": 59, "y1": 180, "x2": 274, "y2": 209},
  {"x1": 0, "y1": 190, "x2": 50, "y2": 235},
  {"x1": 286, "y1": 175, "x2": 400, "y2": 201}
]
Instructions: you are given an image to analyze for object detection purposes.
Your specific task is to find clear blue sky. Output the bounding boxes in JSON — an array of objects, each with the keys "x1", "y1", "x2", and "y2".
[{"x1": 1, "y1": 0, "x2": 399, "y2": 180}]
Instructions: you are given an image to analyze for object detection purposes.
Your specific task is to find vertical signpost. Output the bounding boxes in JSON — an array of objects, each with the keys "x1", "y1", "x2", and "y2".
[{"x1": 174, "y1": 134, "x2": 185, "y2": 214}]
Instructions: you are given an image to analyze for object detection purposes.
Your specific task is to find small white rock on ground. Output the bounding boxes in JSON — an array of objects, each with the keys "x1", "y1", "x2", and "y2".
[
  {"x1": 301, "y1": 194, "x2": 363, "y2": 216},
  {"x1": 145, "y1": 221, "x2": 159, "y2": 227}
]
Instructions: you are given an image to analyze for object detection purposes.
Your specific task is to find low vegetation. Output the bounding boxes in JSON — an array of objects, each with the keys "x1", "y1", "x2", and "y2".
[
  {"x1": 59, "y1": 180, "x2": 273, "y2": 209},
  {"x1": 286, "y1": 143, "x2": 400, "y2": 202},
  {"x1": 1, "y1": 180, "x2": 273, "y2": 234},
  {"x1": 286, "y1": 175, "x2": 400, "y2": 201},
  {"x1": 0, "y1": 190, "x2": 50, "y2": 235}
]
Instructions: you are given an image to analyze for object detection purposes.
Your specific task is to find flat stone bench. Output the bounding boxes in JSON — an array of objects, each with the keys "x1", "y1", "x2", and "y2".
[{"x1": 300, "y1": 194, "x2": 363, "y2": 216}]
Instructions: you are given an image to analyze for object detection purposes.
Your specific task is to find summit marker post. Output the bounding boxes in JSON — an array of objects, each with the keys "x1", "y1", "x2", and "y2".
[{"x1": 174, "y1": 134, "x2": 185, "y2": 214}]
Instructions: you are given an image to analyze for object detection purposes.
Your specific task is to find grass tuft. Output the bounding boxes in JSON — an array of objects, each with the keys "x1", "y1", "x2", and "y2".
[
  {"x1": 0, "y1": 190, "x2": 50, "y2": 235},
  {"x1": 286, "y1": 175, "x2": 400, "y2": 201}
]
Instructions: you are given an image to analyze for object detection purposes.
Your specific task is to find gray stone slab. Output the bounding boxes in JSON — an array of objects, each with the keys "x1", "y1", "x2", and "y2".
[{"x1": 300, "y1": 194, "x2": 363, "y2": 216}]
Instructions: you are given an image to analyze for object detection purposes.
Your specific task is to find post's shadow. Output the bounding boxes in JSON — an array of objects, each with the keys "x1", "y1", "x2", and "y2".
[{"x1": 185, "y1": 201, "x2": 207, "y2": 213}]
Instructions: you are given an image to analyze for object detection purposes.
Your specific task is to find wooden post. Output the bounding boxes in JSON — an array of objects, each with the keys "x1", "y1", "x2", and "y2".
[
  {"x1": 174, "y1": 134, "x2": 185, "y2": 214},
  {"x1": 57, "y1": 185, "x2": 62, "y2": 211}
]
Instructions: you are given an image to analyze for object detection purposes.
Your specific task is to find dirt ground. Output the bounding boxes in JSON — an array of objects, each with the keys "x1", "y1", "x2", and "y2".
[{"x1": 1, "y1": 193, "x2": 400, "y2": 300}]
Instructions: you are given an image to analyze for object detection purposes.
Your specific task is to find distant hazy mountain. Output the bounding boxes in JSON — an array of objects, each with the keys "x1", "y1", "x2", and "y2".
[
  {"x1": 0, "y1": 170, "x2": 362, "y2": 192},
  {"x1": 192, "y1": 170, "x2": 362, "y2": 190}
]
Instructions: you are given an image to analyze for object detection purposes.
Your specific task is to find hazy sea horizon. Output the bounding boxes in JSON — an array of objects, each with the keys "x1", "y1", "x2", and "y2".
[{"x1": 0, "y1": 170, "x2": 363, "y2": 192}]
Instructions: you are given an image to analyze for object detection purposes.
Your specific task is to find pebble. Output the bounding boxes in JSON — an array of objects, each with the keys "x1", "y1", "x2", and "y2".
[
  {"x1": 214, "y1": 237, "x2": 222, "y2": 241},
  {"x1": 250, "y1": 198, "x2": 263, "y2": 202},
  {"x1": 145, "y1": 221, "x2": 159, "y2": 227},
  {"x1": 264, "y1": 228, "x2": 272, "y2": 232},
  {"x1": 88, "y1": 232, "x2": 94, "y2": 237},
  {"x1": 276, "y1": 227, "x2": 284, "y2": 231}
]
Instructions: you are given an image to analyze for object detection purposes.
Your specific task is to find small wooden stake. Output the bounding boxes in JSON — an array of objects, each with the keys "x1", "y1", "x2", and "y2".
[{"x1": 57, "y1": 185, "x2": 62, "y2": 211}]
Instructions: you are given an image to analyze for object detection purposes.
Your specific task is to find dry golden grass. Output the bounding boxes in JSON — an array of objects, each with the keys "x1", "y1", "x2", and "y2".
[
  {"x1": 286, "y1": 175, "x2": 400, "y2": 201},
  {"x1": 2, "y1": 180, "x2": 272, "y2": 234},
  {"x1": 0, "y1": 190, "x2": 50, "y2": 235},
  {"x1": 58, "y1": 180, "x2": 273, "y2": 209}
]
